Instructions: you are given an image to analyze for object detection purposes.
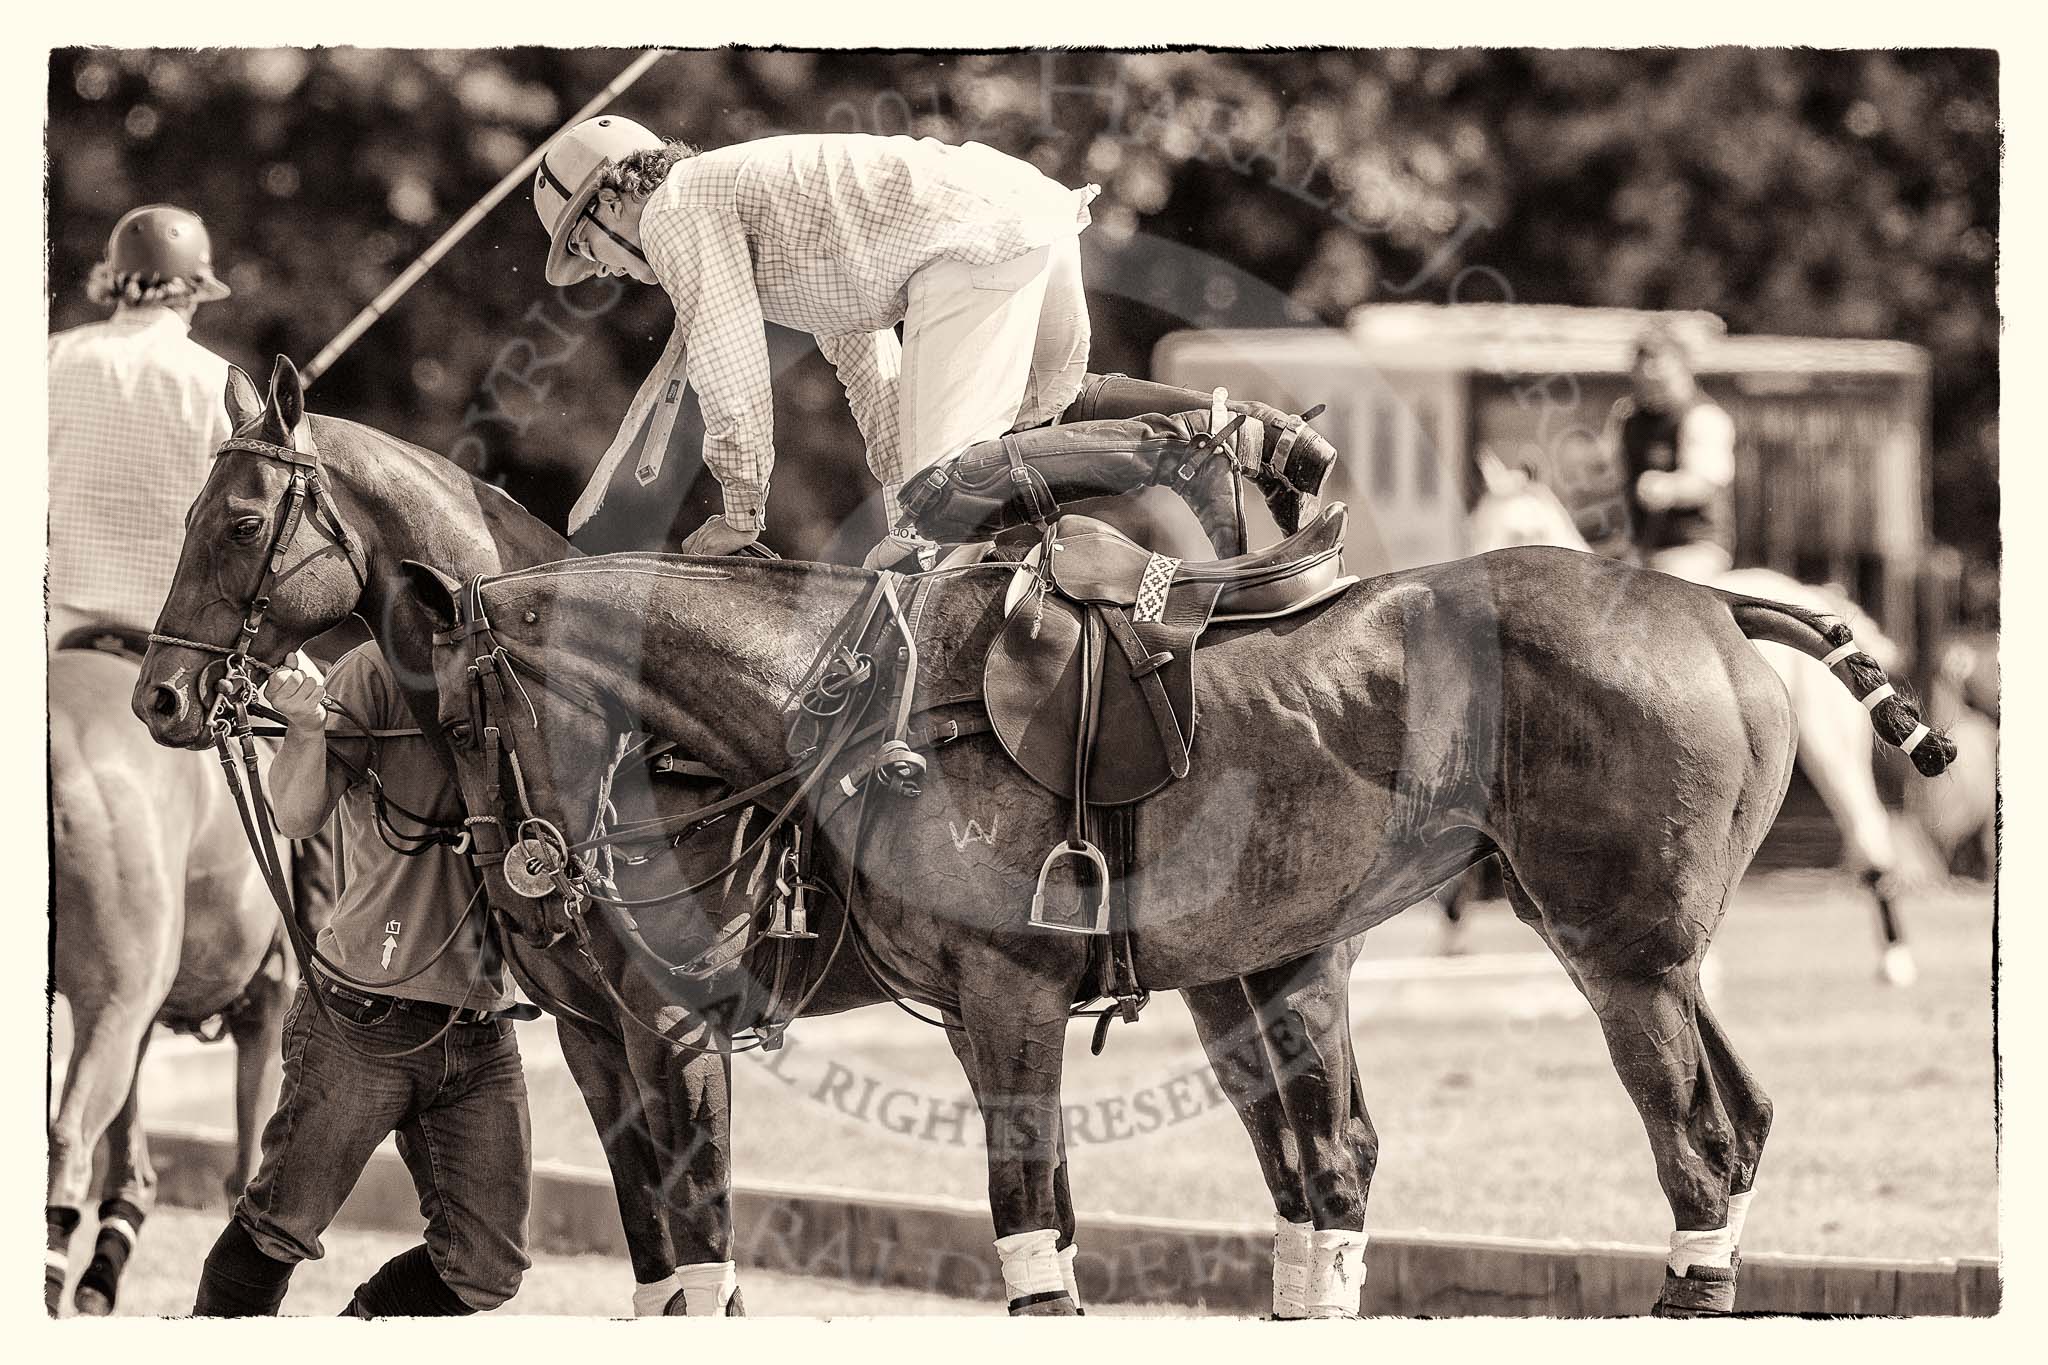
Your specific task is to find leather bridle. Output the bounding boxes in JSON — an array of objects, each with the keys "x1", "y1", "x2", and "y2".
[
  {"x1": 152, "y1": 432, "x2": 493, "y2": 1061},
  {"x1": 148, "y1": 434, "x2": 370, "y2": 732},
  {"x1": 439, "y1": 565, "x2": 958, "y2": 1053}
]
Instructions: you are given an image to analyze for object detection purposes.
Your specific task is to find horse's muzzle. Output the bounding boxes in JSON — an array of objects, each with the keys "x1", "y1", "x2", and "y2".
[{"x1": 134, "y1": 680, "x2": 210, "y2": 749}]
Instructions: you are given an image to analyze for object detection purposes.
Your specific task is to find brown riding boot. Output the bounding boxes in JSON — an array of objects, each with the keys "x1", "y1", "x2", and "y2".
[
  {"x1": 1056, "y1": 373, "x2": 1341, "y2": 536},
  {"x1": 900, "y1": 410, "x2": 1269, "y2": 558}
]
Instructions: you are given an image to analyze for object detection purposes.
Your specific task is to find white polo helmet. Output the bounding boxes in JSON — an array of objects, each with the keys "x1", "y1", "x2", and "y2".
[{"x1": 533, "y1": 114, "x2": 664, "y2": 287}]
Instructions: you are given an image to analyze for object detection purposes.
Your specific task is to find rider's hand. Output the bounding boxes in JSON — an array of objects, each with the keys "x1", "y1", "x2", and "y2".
[
  {"x1": 263, "y1": 664, "x2": 328, "y2": 732},
  {"x1": 678, "y1": 514, "x2": 761, "y2": 556}
]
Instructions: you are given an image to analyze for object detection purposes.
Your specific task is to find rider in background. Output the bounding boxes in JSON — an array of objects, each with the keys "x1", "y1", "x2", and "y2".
[
  {"x1": 190, "y1": 645, "x2": 533, "y2": 1317},
  {"x1": 48, "y1": 204, "x2": 235, "y2": 646},
  {"x1": 1607, "y1": 325, "x2": 1738, "y2": 584},
  {"x1": 47, "y1": 202, "x2": 338, "y2": 1005},
  {"x1": 536, "y1": 118, "x2": 1334, "y2": 565}
]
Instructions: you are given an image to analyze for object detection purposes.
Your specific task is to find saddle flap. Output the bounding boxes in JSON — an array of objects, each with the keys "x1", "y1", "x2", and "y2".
[
  {"x1": 984, "y1": 593, "x2": 1209, "y2": 807},
  {"x1": 1045, "y1": 517, "x2": 1160, "y2": 607}
]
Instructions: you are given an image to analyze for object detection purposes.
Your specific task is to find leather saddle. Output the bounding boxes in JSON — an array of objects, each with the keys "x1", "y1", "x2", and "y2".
[{"x1": 984, "y1": 503, "x2": 1355, "y2": 810}]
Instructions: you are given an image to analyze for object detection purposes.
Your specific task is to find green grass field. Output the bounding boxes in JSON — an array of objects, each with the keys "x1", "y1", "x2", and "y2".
[{"x1": 78, "y1": 868, "x2": 1996, "y2": 1272}]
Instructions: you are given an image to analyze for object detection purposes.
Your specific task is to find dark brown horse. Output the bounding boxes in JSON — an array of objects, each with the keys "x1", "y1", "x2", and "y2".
[
  {"x1": 399, "y1": 529, "x2": 1953, "y2": 1316},
  {"x1": 132, "y1": 358, "x2": 1374, "y2": 1315}
]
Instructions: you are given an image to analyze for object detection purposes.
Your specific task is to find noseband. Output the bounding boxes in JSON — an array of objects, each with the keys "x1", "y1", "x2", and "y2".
[{"x1": 148, "y1": 434, "x2": 370, "y2": 732}]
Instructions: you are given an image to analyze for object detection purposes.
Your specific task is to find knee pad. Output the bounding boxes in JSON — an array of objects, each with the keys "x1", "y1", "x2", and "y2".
[{"x1": 191, "y1": 1218, "x2": 295, "y2": 1317}]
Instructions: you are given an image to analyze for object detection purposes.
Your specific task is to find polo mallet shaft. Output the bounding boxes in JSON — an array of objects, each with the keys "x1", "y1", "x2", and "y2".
[{"x1": 301, "y1": 48, "x2": 670, "y2": 388}]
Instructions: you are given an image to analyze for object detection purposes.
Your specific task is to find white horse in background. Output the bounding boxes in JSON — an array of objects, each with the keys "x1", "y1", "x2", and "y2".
[{"x1": 1467, "y1": 451, "x2": 1920, "y2": 986}]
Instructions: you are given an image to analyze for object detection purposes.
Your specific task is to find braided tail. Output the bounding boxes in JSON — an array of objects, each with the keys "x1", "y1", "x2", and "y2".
[{"x1": 1716, "y1": 589, "x2": 1957, "y2": 777}]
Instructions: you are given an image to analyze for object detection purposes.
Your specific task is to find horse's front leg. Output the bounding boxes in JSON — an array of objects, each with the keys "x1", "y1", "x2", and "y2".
[
  {"x1": 551, "y1": 1013, "x2": 685, "y2": 1308},
  {"x1": 957, "y1": 976, "x2": 1081, "y2": 1316},
  {"x1": 622, "y1": 1014, "x2": 742, "y2": 1316}
]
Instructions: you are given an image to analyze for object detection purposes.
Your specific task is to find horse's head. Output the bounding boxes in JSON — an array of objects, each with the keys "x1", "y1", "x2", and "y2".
[
  {"x1": 398, "y1": 559, "x2": 620, "y2": 928},
  {"x1": 1466, "y1": 449, "x2": 1591, "y2": 554},
  {"x1": 134, "y1": 356, "x2": 369, "y2": 747},
  {"x1": 399, "y1": 556, "x2": 782, "y2": 1006}
]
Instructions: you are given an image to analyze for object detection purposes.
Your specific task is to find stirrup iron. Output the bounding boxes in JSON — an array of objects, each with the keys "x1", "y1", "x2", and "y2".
[{"x1": 1030, "y1": 840, "x2": 1112, "y2": 935}]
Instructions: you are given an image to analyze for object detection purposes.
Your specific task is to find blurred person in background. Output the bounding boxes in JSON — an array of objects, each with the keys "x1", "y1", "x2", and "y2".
[
  {"x1": 537, "y1": 117, "x2": 1334, "y2": 567},
  {"x1": 47, "y1": 202, "x2": 337, "y2": 1048},
  {"x1": 190, "y1": 647, "x2": 533, "y2": 1318},
  {"x1": 1607, "y1": 325, "x2": 1738, "y2": 584},
  {"x1": 48, "y1": 204, "x2": 236, "y2": 646}
]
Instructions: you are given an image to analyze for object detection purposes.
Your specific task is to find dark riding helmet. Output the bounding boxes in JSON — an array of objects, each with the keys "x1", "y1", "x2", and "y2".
[{"x1": 91, "y1": 204, "x2": 232, "y2": 305}]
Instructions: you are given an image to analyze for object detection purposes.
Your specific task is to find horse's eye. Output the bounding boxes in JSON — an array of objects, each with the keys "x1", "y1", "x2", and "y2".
[
  {"x1": 446, "y1": 721, "x2": 474, "y2": 749},
  {"x1": 228, "y1": 516, "x2": 264, "y2": 544}
]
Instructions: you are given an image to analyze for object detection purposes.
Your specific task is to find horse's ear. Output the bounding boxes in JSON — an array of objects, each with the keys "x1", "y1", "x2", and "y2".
[
  {"x1": 399, "y1": 560, "x2": 465, "y2": 632},
  {"x1": 267, "y1": 355, "x2": 308, "y2": 446},
  {"x1": 1477, "y1": 448, "x2": 1519, "y2": 497},
  {"x1": 224, "y1": 365, "x2": 263, "y2": 431}
]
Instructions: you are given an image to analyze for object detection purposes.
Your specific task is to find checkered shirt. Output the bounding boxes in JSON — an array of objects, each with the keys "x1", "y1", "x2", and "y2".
[
  {"x1": 569, "y1": 134, "x2": 1099, "y2": 535},
  {"x1": 48, "y1": 307, "x2": 232, "y2": 634}
]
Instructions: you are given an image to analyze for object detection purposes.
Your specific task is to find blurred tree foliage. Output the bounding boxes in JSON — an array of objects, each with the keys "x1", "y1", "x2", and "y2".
[{"x1": 47, "y1": 47, "x2": 1996, "y2": 565}]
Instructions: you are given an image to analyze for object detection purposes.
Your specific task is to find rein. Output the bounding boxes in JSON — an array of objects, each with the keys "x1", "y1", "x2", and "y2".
[
  {"x1": 152, "y1": 433, "x2": 485, "y2": 1062},
  {"x1": 446, "y1": 565, "x2": 957, "y2": 1052}
]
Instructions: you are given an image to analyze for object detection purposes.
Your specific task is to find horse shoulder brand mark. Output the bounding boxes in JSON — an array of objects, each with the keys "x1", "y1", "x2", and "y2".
[{"x1": 948, "y1": 816, "x2": 1000, "y2": 853}]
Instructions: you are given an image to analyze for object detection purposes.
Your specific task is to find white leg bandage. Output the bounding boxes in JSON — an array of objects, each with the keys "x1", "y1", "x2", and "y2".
[
  {"x1": 631, "y1": 1272, "x2": 681, "y2": 1317},
  {"x1": 1304, "y1": 1228, "x2": 1369, "y2": 1318},
  {"x1": 993, "y1": 1229, "x2": 1068, "y2": 1308},
  {"x1": 99, "y1": 1216, "x2": 138, "y2": 1250},
  {"x1": 670, "y1": 1260, "x2": 739, "y2": 1315},
  {"x1": 1272, "y1": 1217, "x2": 1312, "y2": 1319},
  {"x1": 1057, "y1": 1242, "x2": 1082, "y2": 1311},
  {"x1": 1726, "y1": 1188, "x2": 1756, "y2": 1249},
  {"x1": 1668, "y1": 1225, "x2": 1736, "y2": 1275}
]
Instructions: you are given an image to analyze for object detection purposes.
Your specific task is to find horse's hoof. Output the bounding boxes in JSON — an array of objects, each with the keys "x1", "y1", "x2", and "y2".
[
  {"x1": 724, "y1": 1286, "x2": 746, "y2": 1316},
  {"x1": 73, "y1": 1284, "x2": 113, "y2": 1317},
  {"x1": 1881, "y1": 946, "x2": 1919, "y2": 988},
  {"x1": 1008, "y1": 1292, "x2": 1081, "y2": 1316},
  {"x1": 1651, "y1": 1264, "x2": 1737, "y2": 1316},
  {"x1": 45, "y1": 1268, "x2": 65, "y2": 1318}
]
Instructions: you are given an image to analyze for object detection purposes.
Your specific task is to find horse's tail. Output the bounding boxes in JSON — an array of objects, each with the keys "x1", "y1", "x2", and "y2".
[{"x1": 1715, "y1": 588, "x2": 1957, "y2": 777}]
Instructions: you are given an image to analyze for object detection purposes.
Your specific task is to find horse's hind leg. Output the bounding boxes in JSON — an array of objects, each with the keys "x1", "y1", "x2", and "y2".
[
  {"x1": 73, "y1": 1032, "x2": 156, "y2": 1316},
  {"x1": 1798, "y1": 702, "x2": 1915, "y2": 985},
  {"x1": 1501, "y1": 864, "x2": 1757, "y2": 1316},
  {"x1": 1578, "y1": 965, "x2": 1746, "y2": 1315},
  {"x1": 47, "y1": 1004, "x2": 153, "y2": 1315},
  {"x1": 1240, "y1": 948, "x2": 1374, "y2": 1318},
  {"x1": 1186, "y1": 977, "x2": 1310, "y2": 1318},
  {"x1": 1184, "y1": 978, "x2": 1312, "y2": 1225},
  {"x1": 1695, "y1": 999, "x2": 1772, "y2": 1265},
  {"x1": 223, "y1": 943, "x2": 291, "y2": 1200}
]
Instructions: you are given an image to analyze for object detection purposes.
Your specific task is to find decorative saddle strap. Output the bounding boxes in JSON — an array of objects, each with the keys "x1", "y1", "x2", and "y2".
[{"x1": 1096, "y1": 606, "x2": 1191, "y2": 783}]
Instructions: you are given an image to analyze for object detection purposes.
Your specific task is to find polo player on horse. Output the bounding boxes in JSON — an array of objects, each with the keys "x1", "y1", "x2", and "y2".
[{"x1": 533, "y1": 117, "x2": 1338, "y2": 563}]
